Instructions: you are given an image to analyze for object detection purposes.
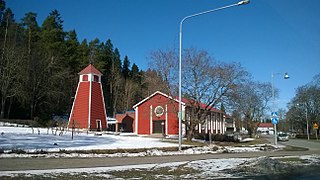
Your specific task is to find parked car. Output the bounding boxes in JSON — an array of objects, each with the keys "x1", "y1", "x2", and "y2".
[
  {"x1": 277, "y1": 133, "x2": 289, "y2": 141},
  {"x1": 287, "y1": 132, "x2": 297, "y2": 138}
]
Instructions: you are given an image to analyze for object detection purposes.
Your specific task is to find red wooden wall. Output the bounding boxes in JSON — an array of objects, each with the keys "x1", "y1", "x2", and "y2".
[{"x1": 136, "y1": 93, "x2": 179, "y2": 135}]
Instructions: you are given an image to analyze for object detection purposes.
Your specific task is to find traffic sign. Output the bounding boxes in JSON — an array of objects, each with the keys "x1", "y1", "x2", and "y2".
[
  {"x1": 271, "y1": 117, "x2": 279, "y2": 125},
  {"x1": 313, "y1": 123, "x2": 319, "y2": 130},
  {"x1": 271, "y1": 112, "x2": 278, "y2": 117}
]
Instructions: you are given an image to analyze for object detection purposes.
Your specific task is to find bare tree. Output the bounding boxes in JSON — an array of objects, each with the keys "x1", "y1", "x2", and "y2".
[
  {"x1": 287, "y1": 75, "x2": 320, "y2": 135},
  {"x1": 148, "y1": 48, "x2": 177, "y2": 95},
  {"x1": 140, "y1": 69, "x2": 170, "y2": 97},
  {"x1": 149, "y1": 47, "x2": 250, "y2": 141},
  {"x1": 121, "y1": 78, "x2": 139, "y2": 112},
  {"x1": 181, "y1": 48, "x2": 250, "y2": 141},
  {"x1": 0, "y1": 12, "x2": 24, "y2": 119},
  {"x1": 230, "y1": 81, "x2": 273, "y2": 137}
]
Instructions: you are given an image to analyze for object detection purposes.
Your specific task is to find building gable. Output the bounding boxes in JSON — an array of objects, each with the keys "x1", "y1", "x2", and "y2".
[{"x1": 133, "y1": 91, "x2": 185, "y2": 109}]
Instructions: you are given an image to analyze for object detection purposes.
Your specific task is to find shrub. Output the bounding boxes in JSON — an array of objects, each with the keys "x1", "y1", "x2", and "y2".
[
  {"x1": 10, "y1": 148, "x2": 26, "y2": 154},
  {"x1": 194, "y1": 133, "x2": 241, "y2": 142},
  {"x1": 35, "y1": 149, "x2": 48, "y2": 154}
]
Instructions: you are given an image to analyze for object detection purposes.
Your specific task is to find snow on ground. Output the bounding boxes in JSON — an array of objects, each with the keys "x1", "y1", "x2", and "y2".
[
  {"x1": 0, "y1": 158, "x2": 242, "y2": 177},
  {"x1": 0, "y1": 161, "x2": 186, "y2": 177},
  {"x1": 1, "y1": 155, "x2": 320, "y2": 178},
  {"x1": 0, "y1": 125, "x2": 270, "y2": 158},
  {"x1": 0, "y1": 125, "x2": 178, "y2": 152}
]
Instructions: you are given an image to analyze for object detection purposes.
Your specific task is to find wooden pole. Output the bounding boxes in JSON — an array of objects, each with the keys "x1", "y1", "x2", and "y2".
[{"x1": 72, "y1": 119, "x2": 75, "y2": 140}]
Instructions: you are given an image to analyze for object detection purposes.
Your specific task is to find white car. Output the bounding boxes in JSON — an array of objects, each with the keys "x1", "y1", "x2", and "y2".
[{"x1": 277, "y1": 133, "x2": 289, "y2": 141}]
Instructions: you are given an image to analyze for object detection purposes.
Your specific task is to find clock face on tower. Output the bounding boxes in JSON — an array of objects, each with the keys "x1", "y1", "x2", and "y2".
[{"x1": 154, "y1": 106, "x2": 164, "y2": 117}]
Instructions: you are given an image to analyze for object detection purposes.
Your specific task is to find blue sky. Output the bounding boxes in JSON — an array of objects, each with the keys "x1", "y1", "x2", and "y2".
[{"x1": 7, "y1": 0, "x2": 320, "y2": 110}]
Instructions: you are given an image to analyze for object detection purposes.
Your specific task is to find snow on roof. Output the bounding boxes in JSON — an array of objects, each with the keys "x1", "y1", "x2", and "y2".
[{"x1": 79, "y1": 64, "x2": 102, "y2": 75}]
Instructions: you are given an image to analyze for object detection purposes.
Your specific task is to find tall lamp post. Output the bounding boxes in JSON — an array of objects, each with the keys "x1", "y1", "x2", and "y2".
[
  {"x1": 178, "y1": 0, "x2": 250, "y2": 151},
  {"x1": 271, "y1": 72, "x2": 289, "y2": 145}
]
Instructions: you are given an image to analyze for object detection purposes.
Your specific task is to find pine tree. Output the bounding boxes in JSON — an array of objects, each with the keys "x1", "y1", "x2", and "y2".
[
  {"x1": 18, "y1": 12, "x2": 40, "y2": 119},
  {"x1": 65, "y1": 30, "x2": 80, "y2": 72},
  {"x1": 110, "y1": 48, "x2": 123, "y2": 116},
  {"x1": 122, "y1": 56, "x2": 130, "y2": 79},
  {"x1": 27, "y1": 9, "x2": 69, "y2": 120},
  {"x1": 0, "y1": 0, "x2": 5, "y2": 22},
  {"x1": 131, "y1": 63, "x2": 144, "y2": 104},
  {"x1": 78, "y1": 39, "x2": 90, "y2": 68}
]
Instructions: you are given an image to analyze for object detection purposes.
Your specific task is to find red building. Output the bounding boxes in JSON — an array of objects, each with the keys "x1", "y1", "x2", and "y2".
[
  {"x1": 257, "y1": 122, "x2": 274, "y2": 135},
  {"x1": 132, "y1": 91, "x2": 227, "y2": 136},
  {"x1": 115, "y1": 111, "x2": 135, "y2": 132},
  {"x1": 68, "y1": 64, "x2": 107, "y2": 131},
  {"x1": 185, "y1": 100, "x2": 227, "y2": 135},
  {"x1": 133, "y1": 91, "x2": 185, "y2": 136}
]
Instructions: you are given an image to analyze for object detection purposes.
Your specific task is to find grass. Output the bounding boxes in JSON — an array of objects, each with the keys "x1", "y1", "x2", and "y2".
[
  {"x1": 109, "y1": 163, "x2": 198, "y2": 179},
  {"x1": 14, "y1": 146, "x2": 194, "y2": 155},
  {"x1": 161, "y1": 138, "x2": 207, "y2": 147},
  {"x1": 216, "y1": 138, "x2": 269, "y2": 147},
  {"x1": 57, "y1": 147, "x2": 167, "y2": 154},
  {"x1": 0, "y1": 162, "x2": 199, "y2": 179},
  {"x1": 277, "y1": 157, "x2": 310, "y2": 164},
  {"x1": 282, "y1": 145, "x2": 309, "y2": 151}
]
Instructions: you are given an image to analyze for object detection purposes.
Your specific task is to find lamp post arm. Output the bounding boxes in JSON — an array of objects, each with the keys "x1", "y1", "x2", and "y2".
[{"x1": 180, "y1": 3, "x2": 240, "y2": 28}]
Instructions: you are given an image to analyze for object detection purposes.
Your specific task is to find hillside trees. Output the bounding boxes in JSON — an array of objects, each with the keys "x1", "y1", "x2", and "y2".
[
  {"x1": 121, "y1": 56, "x2": 139, "y2": 113},
  {"x1": 17, "y1": 10, "x2": 69, "y2": 121},
  {"x1": 18, "y1": 12, "x2": 40, "y2": 119},
  {"x1": 0, "y1": 7, "x2": 24, "y2": 119},
  {"x1": 0, "y1": 5, "x2": 157, "y2": 121}
]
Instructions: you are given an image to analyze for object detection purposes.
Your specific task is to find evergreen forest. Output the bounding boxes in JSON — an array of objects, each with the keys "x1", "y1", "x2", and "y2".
[{"x1": 0, "y1": 0, "x2": 165, "y2": 124}]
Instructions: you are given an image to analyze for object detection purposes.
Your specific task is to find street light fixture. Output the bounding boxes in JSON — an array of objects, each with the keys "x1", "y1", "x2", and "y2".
[
  {"x1": 178, "y1": 0, "x2": 250, "y2": 151},
  {"x1": 271, "y1": 72, "x2": 289, "y2": 146},
  {"x1": 284, "y1": 72, "x2": 290, "y2": 79}
]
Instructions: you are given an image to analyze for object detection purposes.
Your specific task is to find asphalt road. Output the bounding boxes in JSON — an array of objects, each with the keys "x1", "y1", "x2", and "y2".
[
  {"x1": 265, "y1": 134, "x2": 320, "y2": 151},
  {"x1": 280, "y1": 138, "x2": 320, "y2": 151},
  {"x1": 1, "y1": 149, "x2": 320, "y2": 171}
]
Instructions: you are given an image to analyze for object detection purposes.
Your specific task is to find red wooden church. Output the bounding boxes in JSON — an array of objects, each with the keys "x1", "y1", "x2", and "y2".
[
  {"x1": 133, "y1": 91, "x2": 186, "y2": 136},
  {"x1": 132, "y1": 91, "x2": 228, "y2": 136},
  {"x1": 68, "y1": 64, "x2": 107, "y2": 131}
]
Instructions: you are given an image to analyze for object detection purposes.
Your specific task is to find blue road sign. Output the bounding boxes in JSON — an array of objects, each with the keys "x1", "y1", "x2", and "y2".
[
  {"x1": 271, "y1": 117, "x2": 279, "y2": 125},
  {"x1": 271, "y1": 112, "x2": 278, "y2": 117}
]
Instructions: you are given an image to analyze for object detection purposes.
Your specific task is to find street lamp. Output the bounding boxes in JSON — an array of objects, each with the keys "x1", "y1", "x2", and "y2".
[
  {"x1": 297, "y1": 103, "x2": 309, "y2": 140},
  {"x1": 271, "y1": 72, "x2": 289, "y2": 146},
  {"x1": 178, "y1": 0, "x2": 250, "y2": 151}
]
